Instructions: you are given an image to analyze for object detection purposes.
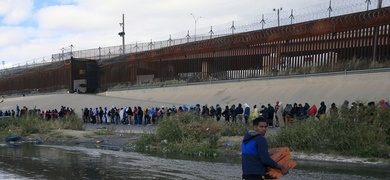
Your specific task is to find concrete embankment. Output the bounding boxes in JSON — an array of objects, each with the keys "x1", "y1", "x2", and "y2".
[
  {"x1": 0, "y1": 70, "x2": 389, "y2": 115},
  {"x1": 103, "y1": 70, "x2": 390, "y2": 109}
]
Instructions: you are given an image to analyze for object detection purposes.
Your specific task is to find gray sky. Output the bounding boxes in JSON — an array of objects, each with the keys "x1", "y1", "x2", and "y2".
[{"x1": 0, "y1": 0, "x2": 381, "y2": 67}]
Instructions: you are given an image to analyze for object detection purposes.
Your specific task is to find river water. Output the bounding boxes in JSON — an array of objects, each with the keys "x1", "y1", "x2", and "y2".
[{"x1": 0, "y1": 144, "x2": 389, "y2": 180}]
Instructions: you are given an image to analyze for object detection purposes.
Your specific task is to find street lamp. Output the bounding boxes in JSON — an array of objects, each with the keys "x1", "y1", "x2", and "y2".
[
  {"x1": 190, "y1": 13, "x2": 201, "y2": 41},
  {"x1": 273, "y1": 7, "x2": 282, "y2": 27},
  {"x1": 118, "y1": 14, "x2": 125, "y2": 54},
  {"x1": 70, "y1": 44, "x2": 74, "y2": 57},
  {"x1": 61, "y1": 47, "x2": 65, "y2": 60}
]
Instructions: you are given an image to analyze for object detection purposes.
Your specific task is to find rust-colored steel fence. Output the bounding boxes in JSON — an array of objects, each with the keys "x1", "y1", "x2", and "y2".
[
  {"x1": 100, "y1": 7, "x2": 390, "y2": 90},
  {"x1": 0, "y1": 61, "x2": 72, "y2": 95}
]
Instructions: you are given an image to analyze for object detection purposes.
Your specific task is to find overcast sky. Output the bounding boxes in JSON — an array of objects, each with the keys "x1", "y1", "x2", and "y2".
[{"x1": 0, "y1": 0, "x2": 383, "y2": 68}]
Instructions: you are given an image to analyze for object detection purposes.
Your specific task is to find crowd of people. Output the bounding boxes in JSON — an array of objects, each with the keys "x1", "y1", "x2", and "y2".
[
  {"x1": 1, "y1": 99, "x2": 389, "y2": 126},
  {"x1": 79, "y1": 99, "x2": 390, "y2": 127},
  {"x1": 0, "y1": 105, "x2": 75, "y2": 120}
]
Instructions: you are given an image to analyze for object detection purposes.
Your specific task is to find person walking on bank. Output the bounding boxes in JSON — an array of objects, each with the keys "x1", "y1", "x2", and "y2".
[{"x1": 241, "y1": 117, "x2": 289, "y2": 180}]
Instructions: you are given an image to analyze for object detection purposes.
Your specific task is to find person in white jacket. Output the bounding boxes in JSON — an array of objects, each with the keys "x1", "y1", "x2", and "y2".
[{"x1": 275, "y1": 101, "x2": 284, "y2": 128}]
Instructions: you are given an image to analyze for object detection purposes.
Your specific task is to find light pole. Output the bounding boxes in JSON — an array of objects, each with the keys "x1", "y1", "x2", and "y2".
[
  {"x1": 273, "y1": 7, "x2": 282, "y2": 27},
  {"x1": 365, "y1": 0, "x2": 371, "y2": 10},
  {"x1": 118, "y1": 14, "x2": 125, "y2": 55},
  {"x1": 70, "y1": 44, "x2": 74, "y2": 57},
  {"x1": 190, "y1": 13, "x2": 201, "y2": 41},
  {"x1": 61, "y1": 47, "x2": 65, "y2": 60}
]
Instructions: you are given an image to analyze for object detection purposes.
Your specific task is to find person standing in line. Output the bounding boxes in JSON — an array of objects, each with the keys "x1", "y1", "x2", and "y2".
[
  {"x1": 114, "y1": 107, "x2": 120, "y2": 124},
  {"x1": 308, "y1": 104, "x2": 317, "y2": 118},
  {"x1": 317, "y1": 101, "x2": 327, "y2": 120},
  {"x1": 183, "y1": 105, "x2": 188, "y2": 112},
  {"x1": 99, "y1": 107, "x2": 103, "y2": 124},
  {"x1": 242, "y1": 117, "x2": 289, "y2": 180},
  {"x1": 16, "y1": 104, "x2": 20, "y2": 117},
  {"x1": 297, "y1": 104, "x2": 305, "y2": 120},
  {"x1": 267, "y1": 104, "x2": 275, "y2": 128},
  {"x1": 216, "y1": 104, "x2": 222, "y2": 121},
  {"x1": 260, "y1": 105, "x2": 268, "y2": 121},
  {"x1": 244, "y1": 103, "x2": 250, "y2": 125},
  {"x1": 119, "y1": 107, "x2": 124, "y2": 124},
  {"x1": 249, "y1": 104, "x2": 259, "y2": 121},
  {"x1": 291, "y1": 103, "x2": 299, "y2": 121},
  {"x1": 137, "y1": 106, "x2": 143, "y2": 125},
  {"x1": 222, "y1": 105, "x2": 230, "y2": 123},
  {"x1": 151, "y1": 107, "x2": 157, "y2": 124},
  {"x1": 329, "y1": 103, "x2": 338, "y2": 118},
  {"x1": 123, "y1": 107, "x2": 128, "y2": 124},
  {"x1": 88, "y1": 108, "x2": 94, "y2": 124},
  {"x1": 83, "y1": 108, "x2": 89, "y2": 123},
  {"x1": 103, "y1": 107, "x2": 108, "y2": 124},
  {"x1": 109, "y1": 107, "x2": 115, "y2": 124},
  {"x1": 274, "y1": 101, "x2": 281, "y2": 127},
  {"x1": 126, "y1": 107, "x2": 133, "y2": 125},
  {"x1": 303, "y1": 103, "x2": 310, "y2": 119},
  {"x1": 209, "y1": 105, "x2": 216, "y2": 119},
  {"x1": 230, "y1": 104, "x2": 237, "y2": 123},
  {"x1": 95, "y1": 108, "x2": 100, "y2": 124},
  {"x1": 133, "y1": 106, "x2": 138, "y2": 124},
  {"x1": 194, "y1": 104, "x2": 201, "y2": 118},
  {"x1": 236, "y1": 103, "x2": 244, "y2": 123}
]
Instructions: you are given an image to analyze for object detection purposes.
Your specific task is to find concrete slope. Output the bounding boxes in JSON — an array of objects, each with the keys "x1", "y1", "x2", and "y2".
[
  {"x1": 103, "y1": 71, "x2": 390, "y2": 108},
  {"x1": 0, "y1": 71, "x2": 389, "y2": 115}
]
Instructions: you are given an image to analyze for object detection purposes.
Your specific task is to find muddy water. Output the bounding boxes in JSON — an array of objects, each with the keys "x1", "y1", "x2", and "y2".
[{"x1": 0, "y1": 144, "x2": 388, "y2": 180}]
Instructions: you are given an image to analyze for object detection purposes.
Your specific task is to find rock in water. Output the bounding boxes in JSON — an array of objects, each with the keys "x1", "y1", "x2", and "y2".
[{"x1": 5, "y1": 136, "x2": 22, "y2": 143}]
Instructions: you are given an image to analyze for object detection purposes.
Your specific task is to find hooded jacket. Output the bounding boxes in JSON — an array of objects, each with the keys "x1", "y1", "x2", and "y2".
[
  {"x1": 318, "y1": 101, "x2": 327, "y2": 114},
  {"x1": 235, "y1": 103, "x2": 244, "y2": 115},
  {"x1": 244, "y1": 103, "x2": 250, "y2": 117},
  {"x1": 242, "y1": 130, "x2": 278, "y2": 175}
]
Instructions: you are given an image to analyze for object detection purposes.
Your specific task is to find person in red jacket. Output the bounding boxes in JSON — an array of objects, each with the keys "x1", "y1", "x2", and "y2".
[{"x1": 308, "y1": 104, "x2": 317, "y2": 117}]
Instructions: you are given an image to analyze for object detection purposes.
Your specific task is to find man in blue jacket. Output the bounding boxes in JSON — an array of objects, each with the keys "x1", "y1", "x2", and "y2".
[{"x1": 242, "y1": 117, "x2": 289, "y2": 180}]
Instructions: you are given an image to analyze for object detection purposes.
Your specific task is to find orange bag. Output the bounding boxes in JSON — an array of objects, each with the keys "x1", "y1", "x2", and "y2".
[{"x1": 265, "y1": 147, "x2": 297, "y2": 179}]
